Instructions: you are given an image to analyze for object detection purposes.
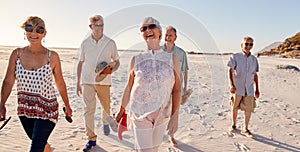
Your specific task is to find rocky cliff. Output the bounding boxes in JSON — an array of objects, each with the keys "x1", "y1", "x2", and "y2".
[{"x1": 259, "y1": 32, "x2": 300, "y2": 59}]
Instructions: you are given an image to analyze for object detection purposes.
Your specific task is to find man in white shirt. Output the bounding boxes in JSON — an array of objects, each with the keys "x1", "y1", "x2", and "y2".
[{"x1": 77, "y1": 15, "x2": 120, "y2": 152}]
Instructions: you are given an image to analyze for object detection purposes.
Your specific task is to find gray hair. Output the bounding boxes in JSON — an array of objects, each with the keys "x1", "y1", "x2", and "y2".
[
  {"x1": 166, "y1": 26, "x2": 177, "y2": 36},
  {"x1": 141, "y1": 17, "x2": 162, "y2": 39},
  {"x1": 242, "y1": 36, "x2": 254, "y2": 43},
  {"x1": 89, "y1": 15, "x2": 103, "y2": 25},
  {"x1": 141, "y1": 17, "x2": 161, "y2": 30}
]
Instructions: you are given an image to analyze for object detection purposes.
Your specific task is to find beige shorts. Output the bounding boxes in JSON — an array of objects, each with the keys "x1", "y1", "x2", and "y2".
[{"x1": 230, "y1": 94, "x2": 256, "y2": 112}]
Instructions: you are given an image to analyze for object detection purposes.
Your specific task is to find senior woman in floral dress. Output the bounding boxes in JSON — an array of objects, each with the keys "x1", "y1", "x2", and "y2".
[{"x1": 116, "y1": 17, "x2": 181, "y2": 152}]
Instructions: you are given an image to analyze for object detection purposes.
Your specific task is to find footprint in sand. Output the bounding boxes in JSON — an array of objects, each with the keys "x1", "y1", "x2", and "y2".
[
  {"x1": 168, "y1": 147, "x2": 179, "y2": 152},
  {"x1": 234, "y1": 142, "x2": 250, "y2": 151}
]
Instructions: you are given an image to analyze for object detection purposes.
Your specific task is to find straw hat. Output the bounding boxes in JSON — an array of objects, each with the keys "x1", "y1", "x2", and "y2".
[
  {"x1": 181, "y1": 89, "x2": 193, "y2": 105},
  {"x1": 95, "y1": 61, "x2": 116, "y2": 82}
]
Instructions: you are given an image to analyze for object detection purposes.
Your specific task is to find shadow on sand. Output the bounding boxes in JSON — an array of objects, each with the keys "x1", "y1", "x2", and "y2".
[
  {"x1": 90, "y1": 145, "x2": 108, "y2": 152},
  {"x1": 176, "y1": 141, "x2": 203, "y2": 152},
  {"x1": 254, "y1": 134, "x2": 300, "y2": 151}
]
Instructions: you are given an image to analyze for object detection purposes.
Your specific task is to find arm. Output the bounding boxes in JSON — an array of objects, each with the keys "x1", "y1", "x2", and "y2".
[
  {"x1": 0, "y1": 49, "x2": 18, "y2": 119},
  {"x1": 76, "y1": 61, "x2": 83, "y2": 96},
  {"x1": 254, "y1": 72, "x2": 260, "y2": 98},
  {"x1": 229, "y1": 68, "x2": 236, "y2": 94},
  {"x1": 115, "y1": 57, "x2": 135, "y2": 122},
  {"x1": 183, "y1": 70, "x2": 188, "y2": 92},
  {"x1": 182, "y1": 51, "x2": 189, "y2": 92},
  {"x1": 111, "y1": 59, "x2": 120, "y2": 73},
  {"x1": 50, "y1": 51, "x2": 72, "y2": 116},
  {"x1": 167, "y1": 55, "x2": 181, "y2": 135},
  {"x1": 171, "y1": 55, "x2": 181, "y2": 116}
]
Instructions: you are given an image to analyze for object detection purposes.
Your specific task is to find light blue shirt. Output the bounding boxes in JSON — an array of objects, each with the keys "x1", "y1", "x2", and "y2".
[
  {"x1": 227, "y1": 52, "x2": 259, "y2": 96},
  {"x1": 162, "y1": 44, "x2": 189, "y2": 92}
]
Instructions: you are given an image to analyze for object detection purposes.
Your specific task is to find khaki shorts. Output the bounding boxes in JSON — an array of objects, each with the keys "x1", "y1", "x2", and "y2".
[{"x1": 230, "y1": 94, "x2": 256, "y2": 112}]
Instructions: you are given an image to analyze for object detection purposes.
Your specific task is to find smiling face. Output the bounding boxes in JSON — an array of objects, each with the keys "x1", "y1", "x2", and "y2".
[
  {"x1": 90, "y1": 19, "x2": 104, "y2": 38},
  {"x1": 21, "y1": 16, "x2": 46, "y2": 44},
  {"x1": 241, "y1": 37, "x2": 254, "y2": 55},
  {"x1": 140, "y1": 23, "x2": 161, "y2": 41},
  {"x1": 165, "y1": 28, "x2": 177, "y2": 44},
  {"x1": 89, "y1": 15, "x2": 104, "y2": 40}
]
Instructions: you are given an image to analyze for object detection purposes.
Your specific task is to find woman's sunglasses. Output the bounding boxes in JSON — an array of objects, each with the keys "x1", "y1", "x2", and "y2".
[
  {"x1": 245, "y1": 43, "x2": 253, "y2": 46},
  {"x1": 25, "y1": 24, "x2": 45, "y2": 34},
  {"x1": 140, "y1": 24, "x2": 157, "y2": 32}
]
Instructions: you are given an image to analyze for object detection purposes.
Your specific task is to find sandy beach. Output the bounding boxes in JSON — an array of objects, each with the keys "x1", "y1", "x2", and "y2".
[{"x1": 0, "y1": 46, "x2": 299, "y2": 152}]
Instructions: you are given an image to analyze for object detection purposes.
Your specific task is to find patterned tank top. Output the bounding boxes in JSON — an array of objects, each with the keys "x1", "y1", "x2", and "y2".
[
  {"x1": 130, "y1": 49, "x2": 175, "y2": 119},
  {"x1": 15, "y1": 48, "x2": 58, "y2": 123}
]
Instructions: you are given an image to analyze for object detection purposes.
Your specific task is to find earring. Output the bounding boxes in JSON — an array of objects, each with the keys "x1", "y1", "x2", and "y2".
[{"x1": 43, "y1": 38, "x2": 45, "y2": 43}]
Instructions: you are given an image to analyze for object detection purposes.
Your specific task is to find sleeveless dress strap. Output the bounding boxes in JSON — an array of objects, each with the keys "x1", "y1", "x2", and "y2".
[
  {"x1": 47, "y1": 49, "x2": 51, "y2": 63},
  {"x1": 15, "y1": 48, "x2": 25, "y2": 58}
]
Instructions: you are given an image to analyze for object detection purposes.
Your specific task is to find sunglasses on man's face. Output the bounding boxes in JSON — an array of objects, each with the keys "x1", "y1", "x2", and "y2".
[
  {"x1": 245, "y1": 43, "x2": 253, "y2": 46},
  {"x1": 93, "y1": 23, "x2": 104, "y2": 27},
  {"x1": 25, "y1": 24, "x2": 45, "y2": 34},
  {"x1": 140, "y1": 24, "x2": 157, "y2": 32}
]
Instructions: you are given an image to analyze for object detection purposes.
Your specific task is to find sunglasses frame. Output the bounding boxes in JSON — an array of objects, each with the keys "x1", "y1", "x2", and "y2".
[
  {"x1": 245, "y1": 43, "x2": 253, "y2": 46},
  {"x1": 25, "y1": 24, "x2": 45, "y2": 34},
  {"x1": 140, "y1": 24, "x2": 157, "y2": 32},
  {"x1": 92, "y1": 23, "x2": 104, "y2": 27}
]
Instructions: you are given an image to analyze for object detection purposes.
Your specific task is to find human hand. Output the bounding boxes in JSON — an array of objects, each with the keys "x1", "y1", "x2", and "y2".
[
  {"x1": 76, "y1": 83, "x2": 82, "y2": 97},
  {"x1": 167, "y1": 112, "x2": 178, "y2": 136},
  {"x1": 230, "y1": 86, "x2": 236, "y2": 94},
  {"x1": 0, "y1": 105, "x2": 6, "y2": 121},
  {"x1": 255, "y1": 90, "x2": 260, "y2": 99},
  {"x1": 63, "y1": 106, "x2": 73, "y2": 123},
  {"x1": 115, "y1": 106, "x2": 125, "y2": 123},
  {"x1": 100, "y1": 66, "x2": 113, "y2": 74}
]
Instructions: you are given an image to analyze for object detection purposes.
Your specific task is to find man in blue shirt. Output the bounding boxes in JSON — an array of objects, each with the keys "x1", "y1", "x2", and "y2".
[{"x1": 227, "y1": 36, "x2": 260, "y2": 138}]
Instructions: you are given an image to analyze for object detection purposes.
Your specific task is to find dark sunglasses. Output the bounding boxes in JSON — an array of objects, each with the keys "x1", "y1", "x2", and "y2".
[
  {"x1": 140, "y1": 24, "x2": 157, "y2": 32},
  {"x1": 245, "y1": 43, "x2": 253, "y2": 46},
  {"x1": 93, "y1": 23, "x2": 104, "y2": 27},
  {"x1": 25, "y1": 24, "x2": 45, "y2": 34}
]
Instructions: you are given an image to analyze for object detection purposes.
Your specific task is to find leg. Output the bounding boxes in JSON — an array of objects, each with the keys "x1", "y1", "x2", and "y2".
[
  {"x1": 168, "y1": 111, "x2": 178, "y2": 147},
  {"x1": 31, "y1": 119, "x2": 55, "y2": 152},
  {"x1": 133, "y1": 118, "x2": 154, "y2": 152},
  {"x1": 240, "y1": 96, "x2": 255, "y2": 130},
  {"x1": 95, "y1": 85, "x2": 111, "y2": 125},
  {"x1": 82, "y1": 84, "x2": 97, "y2": 141},
  {"x1": 232, "y1": 109, "x2": 238, "y2": 126},
  {"x1": 230, "y1": 94, "x2": 242, "y2": 127},
  {"x1": 44, "y1": 143, "x2": 52, "y2": 152},
  {"x1": 19, "y1": 116, "x2": 35, "y2": 139},
  {"x1": 244, "y1": 111, "x2": 251, "y2": 130},
  {"x1": 153, "y1": 116, "x2": 169, "y2": 151}
]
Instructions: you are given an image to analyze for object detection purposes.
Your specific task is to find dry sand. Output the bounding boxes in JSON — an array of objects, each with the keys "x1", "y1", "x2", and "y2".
[{"x1": 0, "y1": 46, "x2": 299, "y2": 152}]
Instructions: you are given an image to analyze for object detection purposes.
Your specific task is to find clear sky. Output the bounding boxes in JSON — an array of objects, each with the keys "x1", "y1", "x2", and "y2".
[{"x1": 0, "y1": 0, "x2": 299, "y2": 53}]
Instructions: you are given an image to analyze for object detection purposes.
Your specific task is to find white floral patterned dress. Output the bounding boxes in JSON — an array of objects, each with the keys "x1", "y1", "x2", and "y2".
[{"x1": 129, "y1": 49, "x2": 175, "y2": 122}]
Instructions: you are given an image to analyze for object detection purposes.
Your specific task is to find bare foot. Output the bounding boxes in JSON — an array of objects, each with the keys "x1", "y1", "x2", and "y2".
[
  {"x1": 170, "y1": 137, "x2": 178, "y2": 147},
  {"x1": 44, "y1": 143, "x2": 52, "y2": 152}
]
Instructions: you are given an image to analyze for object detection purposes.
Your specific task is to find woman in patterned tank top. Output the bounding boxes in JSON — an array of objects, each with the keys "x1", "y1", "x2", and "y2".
[{"x1": 0, "y1": 16, "x2": 72, "y2": 152}]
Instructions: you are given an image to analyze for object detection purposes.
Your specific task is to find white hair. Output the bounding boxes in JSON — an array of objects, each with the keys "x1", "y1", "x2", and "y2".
[{"x1": 141, "y1": 17, "x2": 161, "y2": 30}]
